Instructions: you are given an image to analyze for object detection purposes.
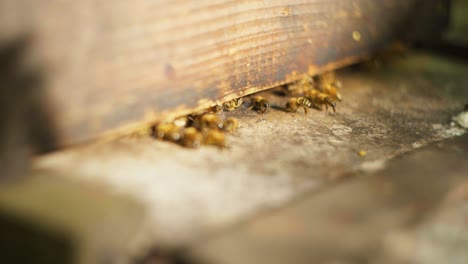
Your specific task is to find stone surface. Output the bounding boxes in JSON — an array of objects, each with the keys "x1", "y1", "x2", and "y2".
[
  {"x1": 33, "y1": 51, "x2": 468, "y2": 255},
  {"x1": 187, "y1": 134, "x2": 468, "y2": 264}
]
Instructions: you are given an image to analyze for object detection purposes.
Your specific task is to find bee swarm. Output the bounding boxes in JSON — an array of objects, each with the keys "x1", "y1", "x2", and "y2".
[
  {"x1": 148, "y1": 71, "x2": 342, "y2": 148},
  {"x1": 152, "y1": 98, "x2": 243, "y2": 148},
  {"x1": 284, "y1": 72, "x2": 342, "y2": 113}
]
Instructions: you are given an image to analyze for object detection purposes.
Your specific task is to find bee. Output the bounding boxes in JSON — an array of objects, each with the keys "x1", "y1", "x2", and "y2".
[
  {"x1": 223, "y1": 98, "x2": 243, "y2": 111},
  {"x1": 315, "y1": 71, "x2": 336, "y2": 85},
  {"x1": 283, "y1": 83, "x2": 305, "y2": 96},
  {"x1": 223, "y1": 117, "x2": 239, "y2": 133},
  {"x1": 203, "y1": 129, "x2": 227, "y2": 148},
  {"x1": 305, "y1": 89, "x2": 337, "y2": 112},
  {"x1": 283, "y1": 75, "x2": 314, "y2": 96},
  {"x1": 322, "y1": 85, "x2": 342, "y2": 102},
  {"x1": 188, "y1": 113, "x2": 224, "y2": 130},
  {"x1": 180, "y1": 127, "x2": 203, "y2": 148},
  {"x1": 285, "y1": 97, "x2": 312, "y2": 114},
  {"x1": 249, "y1": 96, "x2": 270, "y2": 114},
  {"x1": 299, "y1": 74, "x2": 315, "y2": 87},
  {"x1": 209, "y1": 104, "x2": 223, "y2": 113},
  {"x1": 199, "y1": 113, "x2": 224, "y2": 130},
  {"x1": 313, "y1": 72, "x2": 343, "y2": 102},
  {"x1": 154, "y1": 123, "x2": 182, "y2": 142},
  {"x1": 314, "y1": 71, "x2": 341, "y2": 88}
]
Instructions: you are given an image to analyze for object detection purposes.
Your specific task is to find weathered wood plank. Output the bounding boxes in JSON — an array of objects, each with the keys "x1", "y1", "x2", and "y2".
[{"x1": 0, "y1": 0, "x2": 446, "y2": 148}]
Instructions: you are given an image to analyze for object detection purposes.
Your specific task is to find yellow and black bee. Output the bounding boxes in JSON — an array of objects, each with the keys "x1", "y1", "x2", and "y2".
[
  {"x1": 285, "y1": 97, "x2": 312, "y2": 114},
  {"x1": 222, "y1": 117, "x2": 239, "y2": 133},
  {"x1": 223, "y1": 98, "x2": 243, "y2": 111},
  {"x1": 249, "y1": 96, "x2": 270, "y2": 114},
  {"x1": 180, "y1": 127, "x2": 203, "y2": 148},
  {"x1": 203, "y1": 129, "x2": 227, "y2": 148},
  {"x1": 305, "y1": 89, "x2": 338, "y2": 112},
  {"x1": 154, "y1": 123, "x2": 182, "y2": 142}
]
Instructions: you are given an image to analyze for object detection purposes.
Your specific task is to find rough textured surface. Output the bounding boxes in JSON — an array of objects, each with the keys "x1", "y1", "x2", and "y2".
[
  {"x1": 187, "y1": 133, "x2": 468, "y2": 264},
  {"x1": 33, "y1": 51, "x2": 468, "y2": 254},
  {"x1": 0, "y1": 0, "x2": 447, "y2": 147}
]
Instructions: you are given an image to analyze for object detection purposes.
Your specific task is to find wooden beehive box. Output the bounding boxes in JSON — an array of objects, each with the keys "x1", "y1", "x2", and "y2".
[{"x1": 0, "y1": 0, "x2": 448, "y2": 150}]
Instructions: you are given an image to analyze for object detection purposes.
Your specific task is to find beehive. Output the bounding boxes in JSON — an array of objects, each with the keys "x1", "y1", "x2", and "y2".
[{"x1": 0, "y1": 0, "x2": 447, "y2": 149}]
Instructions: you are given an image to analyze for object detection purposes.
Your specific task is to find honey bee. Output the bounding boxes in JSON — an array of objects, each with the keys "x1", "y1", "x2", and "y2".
[
  {"x1": 188, "y1": 113, "x2": 224, "y2": 130},
  {"x1": 299, "y1": 74, "x2": 315, "y2": 87},
  {"x1": 199, "y1": 113, "x2": 224, "y2": 130},
  {"x1": 313, "y1": 72, "x2": 343, "y2": 102},
  {"x1": 180, "y1": 127, "x2": 203, "y2": 148},
  {"x1": 203, "y1": 129, "x2": 227, "y2": 148},
  {"x1": 154, "y1": 123, "x2": 182, "y2": 142},
  {"x1": 305, "y1": 89, "x2": 337, "y2": 112},
  {"x1": 249, "y1": 96, "x2": 270, "y2": 114},
  {"x1": 322, "y1": 85, "x2": 342, "y2": 102},
  {"x1": 315, "y1": 72, "x2": 336, "y2": 85},
  {"x1": 283, "y1": 83, "x2": 304, "y2": 96},
  {"x1": 283, "y1": 75, "x2": 314, "y2": 96},
  {"x1": 285, "y1": 97, "x2": 312, "y2": 114},
  {"x1": 209, "y1": 104, "x2": 223, "y2": 113},
  {"x1": 314, "y1": 71, "x2": 340, "y2": 87},
  {"x1": 223, "y1": 117, "x2": 239, "y2": 133},
  {"x1": 223, "y1": 98, "x2": 243, "y2": 111}
]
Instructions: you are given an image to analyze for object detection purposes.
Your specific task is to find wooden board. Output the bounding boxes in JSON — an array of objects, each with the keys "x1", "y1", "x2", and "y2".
[{"x1": 0, "y1": 0, "x2": 447, "y2": 148}]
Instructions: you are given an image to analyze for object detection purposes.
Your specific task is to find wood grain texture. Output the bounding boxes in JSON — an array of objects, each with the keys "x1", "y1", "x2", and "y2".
[{"x1": 0, "y1": 0, "x2": 443, "y2": 147}]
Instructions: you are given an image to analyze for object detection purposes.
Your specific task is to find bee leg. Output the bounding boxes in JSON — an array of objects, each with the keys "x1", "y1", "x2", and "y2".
[
  {"x1": 331, "y1": 102, "x2": 336, "y2": 112},
  {"x1": 302, "y1": 106, "x2": 308, "y2": 115}
]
